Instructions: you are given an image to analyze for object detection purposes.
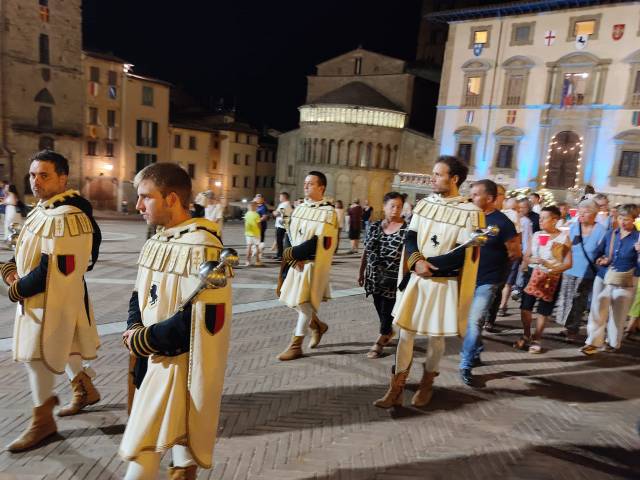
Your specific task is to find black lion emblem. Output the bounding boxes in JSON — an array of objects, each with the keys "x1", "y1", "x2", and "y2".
[{"x1": 431, "y1": 235, "x2": 440, "y2": 248}]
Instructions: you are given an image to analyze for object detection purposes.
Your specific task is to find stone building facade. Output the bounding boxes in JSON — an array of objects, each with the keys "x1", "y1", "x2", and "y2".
[
  {"x1": 429, "y1": 0, "x2": 640, "y2": 203},
  {"x1": 0, "y1": 0, "x2": 84, "y2": 197},
  {"x1": 276, "y1": 48, "x2": 435, "y2": 216}
]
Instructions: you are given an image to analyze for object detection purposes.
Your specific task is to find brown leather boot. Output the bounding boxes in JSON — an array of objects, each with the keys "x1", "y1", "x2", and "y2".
[
  {"x1": 167, "y1": 464, "x2": 198, "y2": 480},
  {"x1": 277, "y1": 335, "x2": 304, "y2": 361},
  {"x1": 411, "y1": 367, "x2": 439, "y2": 407},
  {"x1": 6, "y1": 396, "x2": 59, "y2": 452},
  {"x1": 57, "y1": 371, "x2": 101, "y2": 417},
  {"x1": 373, "y1": 366, "x2": 410, "y2": 408},
  {"x1": 308, "y1": 314, "x2": 328, "y2": 349}
]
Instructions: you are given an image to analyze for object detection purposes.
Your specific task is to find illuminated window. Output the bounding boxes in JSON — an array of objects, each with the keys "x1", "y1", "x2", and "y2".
[
  {"x1": 474, "y1": 30, "x2": 488, "y2": 44},
  {"x1": 574, "y1": 20, "x2": 595, "y2": 37},
  {"x1": 464, "y1": 77, "x2": 482, "y2": 106},
  {"x1": 560, "y1": 73, "x2": 589, "y2": 106}
]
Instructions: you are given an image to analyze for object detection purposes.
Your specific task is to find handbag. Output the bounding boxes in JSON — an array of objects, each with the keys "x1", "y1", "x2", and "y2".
[
  {"x1": 602, "y1": 230, "x2": 635, "y2": 287},
  {"x1": 577, "y1": 222, "x2": 598, "y2": 276},
  {"x1": 524, "y1": 267, "x2": 561, "y2": 302}
]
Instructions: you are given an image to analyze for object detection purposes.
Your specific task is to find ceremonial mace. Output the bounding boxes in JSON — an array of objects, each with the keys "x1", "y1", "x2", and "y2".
[
  {"x1": 127, "y1": 247, "x2": 239, "y2": 414},
  {"x1": 444, "y1": 225, "x2": 500, "y2": 255}
]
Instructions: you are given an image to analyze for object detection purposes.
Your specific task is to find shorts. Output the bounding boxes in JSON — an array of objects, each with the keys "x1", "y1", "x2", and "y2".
[
  {"x1": 245, "y1": 236, "x2": 259, "y2": 246},
  {"x1": 348, "y1": 228, "x2": 361, "y2": 240},
  {"x1": 506, "y1": 259, "x2": 521, "y2": 286},
  {"x1": 520, "y1": 269, "x2": 560, "y2": 316}
]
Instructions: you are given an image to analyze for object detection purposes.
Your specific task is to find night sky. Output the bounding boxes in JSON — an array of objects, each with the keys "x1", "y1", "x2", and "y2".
[{"x1": 82, "y1": 0, "x2": 424, "y2": 132}]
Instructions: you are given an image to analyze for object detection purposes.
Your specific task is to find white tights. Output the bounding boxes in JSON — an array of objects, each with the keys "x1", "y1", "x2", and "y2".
[
  {"x1": 395, "y1": 329, "x2": 445, "y2": 373},
  {"x1": 294, "y1": 303, "x2": 314, "y2": 337},
  {"x1": 25, "y1": 356, "x2": 94, "y2": 406},
  {"x1": 124, "y1": 445, "x2": 196, "y2": 480}
]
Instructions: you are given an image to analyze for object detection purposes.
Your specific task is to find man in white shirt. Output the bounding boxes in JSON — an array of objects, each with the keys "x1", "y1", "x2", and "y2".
[
  {"x1": 529, "y1": 192, "x2": 542, "y2": 214},
  {"x1": 273, "y1": 191, "x2": 293, "y2": 260}
]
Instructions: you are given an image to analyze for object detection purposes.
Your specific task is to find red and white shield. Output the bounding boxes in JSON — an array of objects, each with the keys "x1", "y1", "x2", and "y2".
[{"x1": 612, "y1": 24, "x2": 625, "y2": 41}]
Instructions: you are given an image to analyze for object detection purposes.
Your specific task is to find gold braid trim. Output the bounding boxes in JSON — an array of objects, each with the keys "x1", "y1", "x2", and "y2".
[
  {"x1": 283, "y1": 247, "x2": 294, "y2": 263},
  {"x1": 407, "y1": 251, "x2": 425, "y2": 271},
  {"x1": 130, "y1": 328, "x2": 152, "y2": 357},
  {"x1": 8, "y1": 281, "x2": 24, "y2": 303},
  {"x1": 1, "y1": 262, "x2": 17, "y2": 285}
]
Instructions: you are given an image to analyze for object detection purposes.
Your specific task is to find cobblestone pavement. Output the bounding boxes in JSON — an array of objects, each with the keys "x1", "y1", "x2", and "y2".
[{"x1": 0, "y1": 219, "x2": 638, "y2": 479}]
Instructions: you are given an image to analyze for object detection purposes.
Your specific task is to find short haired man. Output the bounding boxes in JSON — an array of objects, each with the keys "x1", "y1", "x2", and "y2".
[
  {"x1": 459, "y1": 180, "x2": 520, "y2": 385},
  {"x1": 2, "y1": 150, "x2": 102, "y2": 452},
  {"x1": 276, "y1": 171, "x2": 338, "y2": 360},
  {"x1": 593, "y1": 193, "x2": 612, "y2": 229},
  {"x1": 374, "y1": 156, "x2": 483, "y2": 408},
  {"x1": 528, "y1": 192, "x2": 542, "y2": 214},
  {"x1": 120, "y1": 163, "x2": 232, "y2": 479},
  {"x1": 273, "y1": 191, "x2": 293, "y2": 260},
  {"x1": 518, "y1": 198, "x2": 540, "y2": 233}
]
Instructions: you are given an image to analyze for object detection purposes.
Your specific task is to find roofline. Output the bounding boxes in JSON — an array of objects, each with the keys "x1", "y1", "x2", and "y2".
[
  {"x1": 425, "y1": 0, "x2": 634, "y2": 23},
  {"x1": 170, "y1": 121, "x2": 259, "y2": 135},
  {"x1": 83, "y1": 49, "x2": 127, "y2": 64},
  {"x1": 315, "y1": 47, "x2": 406, "y2": 68},
  {"x1": 299, "y1": 104, "x2": 407, "y2": 114},
  {"x1": 126, "y1": 73, "x2": 173, "y2": 88}
]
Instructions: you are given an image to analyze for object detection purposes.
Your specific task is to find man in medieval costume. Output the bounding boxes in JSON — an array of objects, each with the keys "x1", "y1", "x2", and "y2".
[
  {"x1": 120, "y1": 163, "x2": 232, "y2": 480},
  {"x1": 2, "y1": 149, "x2": 102, "y2": 452},
  {"x1": 276, "y1": 171, "x2": 338, "y2": 361},
  {"x1": 374, "y1": 156, "x2": 483, "y2": 408}
]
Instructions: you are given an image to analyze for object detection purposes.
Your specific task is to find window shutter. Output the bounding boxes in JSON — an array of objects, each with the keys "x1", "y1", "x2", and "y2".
[
  {"x1": 136, "y1": 120, "x2": 142, "y2": 146},
  {"x1": 151, "y1": 122, "x2": 158, "y2": 148}
]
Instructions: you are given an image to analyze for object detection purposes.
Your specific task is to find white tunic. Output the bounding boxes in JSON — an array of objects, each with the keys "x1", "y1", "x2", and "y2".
[{"x1": 393, "y1": 195, "x2": 483, "y2": 336}]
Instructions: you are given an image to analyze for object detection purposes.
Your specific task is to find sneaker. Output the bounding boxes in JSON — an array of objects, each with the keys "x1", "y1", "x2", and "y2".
[
  {"x1": 460, "y1": 368, "x2": 473, "y2": 386},
  {"x1": 601, "y1": 344, "x2": 617, "y2": 353},
  {"x1": 511, "y1": 290, "x2": 522, "y2": 302},
  {"x1": 580, "y1": 344, "x2": 598, "y2": 355}
]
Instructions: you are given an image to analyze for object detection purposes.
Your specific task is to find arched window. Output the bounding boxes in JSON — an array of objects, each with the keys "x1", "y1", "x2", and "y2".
[
  {"x1": 382, "y1": 145, "x2": 391, "y2": 169},
  {"x1": 611, "y1": 129, "x2": 640, "y2": 184},
  {"x1": 501, "y1": 56, "x2": 534, "y2": 106},
  {"x1": 544, "y1": 131, "x2": 581, "y2": 189}
]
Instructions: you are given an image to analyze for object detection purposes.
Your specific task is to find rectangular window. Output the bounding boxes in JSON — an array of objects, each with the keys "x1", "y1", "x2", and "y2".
[
  {"x1": 174, "y1": 134, "x2": 182, "y2": 148},
  {"x1": 562, "y1": 73, "x2": 589, "y2": 106},
  {"x1": 107, "y1": 109, "x2": 116, "y2": 127},
  {"x1": 464, "y1": 76, "x2": 482, "y2": 106},
  {"x1": 108, "y1": 70, "x2": 118, "y2": 86},
  {"x1": 262, "y1": 176, "x2": 268, "y2": 187},
  {"x1": 496, "y1": 145, "x2": 514, "y2": 169},
  {"x1": 505, "y1": 75, "x2": 525, "y2": 105},
  {"x1": 232, "y1": 176, "x2": 238, "y2": 187},
  {"x1": 245, "y1": 154, "x2": 250, "y2": 166},
  {"x1": 105, "y1": 142, "x2": 114, "y2": 157},
  {"x1": 632, "y1": 71, "x2": 640, "y2": 106},
  {"x1": 244, "y1": 176, "x2": 249, "y2": 188},
  {"x1": 136, "y1": 120, "x2": 158, "y2": 147},
  {"x1": 246, "y1": 135, "x2": 251, "y2": 145},
  {"x1": 233, "y1": 153, "x2": 240, "y2": 165},
  {"x1": 38, "y1": 106, "x2": 52, "y2": 128},
  {"x1": 255, "y1": 176, "x2": 260, "y2": 187},
  {"x1": 514, "y1": 25, "x2": 530, "y2": 43},
  {"x1": 90, "y1": 66, "x2": 100, "y2": 83},
  {"x1": 89, "y1": 107, "x2": 98, "y2": 125},
  {"x1": 188, "y1": 136, "x2": 197, "y2": 150},
  {"x1": 188, "y1": 163, "x2": 195, "y2": 179},
  {"x1": 108, "y1": 86, "x2": 117, "y2": 99},
  {"x1": 136, "y1": 153, "x2": 157, "y2": 172},
  {"x1": 473, "y1": 30, "x2": 488, "y2": 44},
  {"x1": 287, "y1": 165, "x2": 293, "y2": 177},
  {"x1": 235, "y1": 133, "x2": 240, "y2": 142},
  {"x1": 574, "y1": 20, "x2": 595, "y2": 37},
  {"x1": 256, "y1": 150, "x2": 262, "y2": 162},
  {"x1": 142, "y1": 86, "x2": 154, "y2": 106},
  {"x1": 618, "y1": 151, "x2": 639, "y2": 177},
  {"x1": 39, "y1": 34, "x2": 49, "y2": 64},
  {"x1": 457, "y1": 143, "x2": 472, "y2": 165},
  {"x1": 271, "y1": 176, "x2": 275, "y2": 188},
  {"x1": 39, "y1": 4, "x2": 49, "y2": 22},
  {"x1": 354, "y1": 57, "x2": 362, "y2": 75},
  {"x1": 87, "y1": 141, "x2": 97, "y2": 156}
]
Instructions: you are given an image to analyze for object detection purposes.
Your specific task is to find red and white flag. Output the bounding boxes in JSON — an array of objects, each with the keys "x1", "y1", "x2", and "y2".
[
  {"x1": 544, "y1": 30, "x2": 556, "y2": 46},
  {"x1": 612, "y1": 24, "x2": 625, "y2": 41}
]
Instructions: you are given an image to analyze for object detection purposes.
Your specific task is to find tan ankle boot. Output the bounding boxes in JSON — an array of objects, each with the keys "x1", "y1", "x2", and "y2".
[
  {"x1": 167, "y1": 464, "x2": 197, "y2": 480},
  {"x1": 277, "y1": 335, "x2": 304, "y2": 361},
  {"x1": 7, "y1": 396, "x2": 59, "y2": 452},
  {"x1": 373, "y1": 366, "x2": 410, "y2": 408},
  {"x1": 411, "y1": 368, "x2": 439, "y2": 407},
  {"x1": 308, "y1": 314, "x2": 328, "y2": 349},
  {"x1": 57, "y1": 371, "x2": 101, "y2": 417}
]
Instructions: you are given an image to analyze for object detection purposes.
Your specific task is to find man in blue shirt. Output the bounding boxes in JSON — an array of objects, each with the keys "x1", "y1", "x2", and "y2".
[
  {"x1": 460, "y1": 180, "x2": 520, "y2": 386},
  {"x1": 582, "y1": 204, "x2": 640, "y2": 354}
]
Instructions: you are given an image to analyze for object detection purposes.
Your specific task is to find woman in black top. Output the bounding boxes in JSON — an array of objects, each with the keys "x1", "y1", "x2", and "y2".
[{"x1": 358, "y1": 192, "x2": 407, "y2": 359}]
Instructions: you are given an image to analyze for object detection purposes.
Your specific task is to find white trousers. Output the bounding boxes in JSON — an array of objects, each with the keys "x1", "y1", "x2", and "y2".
[
  {"x1": 395, "y1": 329, "x2": 445, "y2": 373},
  {"x1": 26, "y1": 355, "x2": 92, "y2": 406},
  {"x1": 124, "y1": 445, "x2": 196, "y2": 480},
  {"x1": 294, "y1": 303, "x2": 314, "y2": 337},
  {"x1": 586, "y1": 276, "x2": 638, "y2": 349}
]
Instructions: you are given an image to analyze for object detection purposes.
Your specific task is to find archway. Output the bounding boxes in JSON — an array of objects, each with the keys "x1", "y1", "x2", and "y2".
[{"x1": 545, "y1": 131, "x2": 581, "y2": 189}]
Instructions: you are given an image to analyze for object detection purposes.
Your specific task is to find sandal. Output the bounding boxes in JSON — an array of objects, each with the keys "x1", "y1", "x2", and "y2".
[
  {"x1": 528, "y1": 341, "x2": 542, "y2": 354},
  {"x1": 367, "y1": 333, "x2": 392, "y2": 359},
  {"x1": 513, "y1": 336, "x2": 530, "y2": 351}
]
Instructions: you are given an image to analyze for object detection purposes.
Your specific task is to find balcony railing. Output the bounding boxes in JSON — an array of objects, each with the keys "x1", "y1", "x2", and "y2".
[{"x1": 463, "y1": 95, "x2": 480, "y2": 107}]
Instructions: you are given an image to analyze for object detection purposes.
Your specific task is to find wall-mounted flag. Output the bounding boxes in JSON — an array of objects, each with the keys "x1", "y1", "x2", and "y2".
[
  {"x1": 473, "y1": 43, "x2": 483, "y2": 56},
  {"x1": 575, "y1": 34, "x2": 588, "y2": 50},
  {"x1": 612, "y1": 24, "x2": 625, "y2": 41},
  {"x1": 465, "y1": 110, "x2": 475, "y2": 124},
  {"x1": 507, "y1": 110, "x2": 517, "y2": 124},
  {"x1": 560, "y1": 76, "x2": 575, "y2": 108},
  {"x1": 88, "y1": 82, "x2": 99, "y2": 97},
  {"x1": 632, "y1": 111, "x2": 640, "y2": 127},
  {"x1": 544, "y1": 30, "x2": 556, "y2": 46}
]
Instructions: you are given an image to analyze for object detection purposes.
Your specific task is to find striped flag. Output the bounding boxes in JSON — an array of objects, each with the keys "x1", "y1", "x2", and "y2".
[
  {"x1": 465, "y1": 110, "x2": 474, "y2": 124},
  {"x1": 88, "y1": 82, "x2": 99, "y2": 97},
  {"x1": 632, "y1": 111, "x2": 640, "y2": 127},
  {"x1": 507, "y1": 110, "x2": 516, "y2": 124},
  {"x1": 560, "y1": 77, "x2": 574, "y2": 108}
]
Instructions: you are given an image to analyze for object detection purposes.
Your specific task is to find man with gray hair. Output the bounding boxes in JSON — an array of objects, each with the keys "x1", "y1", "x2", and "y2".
[{"x1": 554, "y1": 198, "x2": 607, "y2": 340}]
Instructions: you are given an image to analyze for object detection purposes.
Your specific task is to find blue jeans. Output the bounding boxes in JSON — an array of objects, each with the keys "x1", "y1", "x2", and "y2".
[{"x1": 459, "y1": 283, "x2": 501, "y2": 370}]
